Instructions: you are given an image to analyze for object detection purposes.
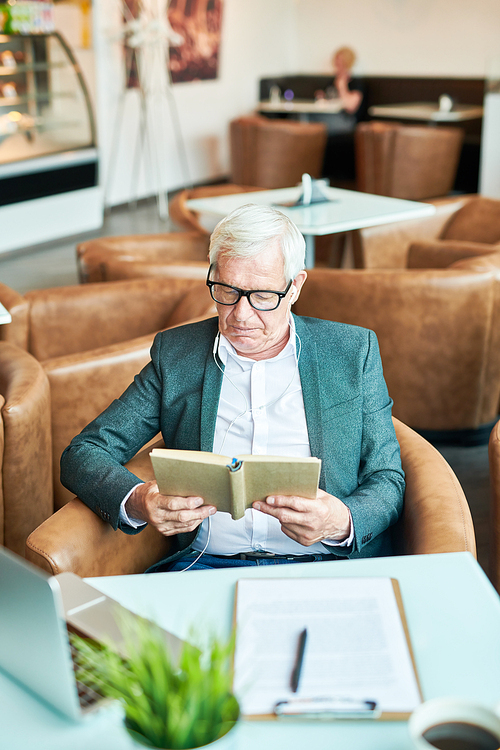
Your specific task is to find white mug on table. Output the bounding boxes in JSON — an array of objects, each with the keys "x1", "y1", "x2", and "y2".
[{"x1": 409, "y1": 697, "x2": 500, "y2": 749}]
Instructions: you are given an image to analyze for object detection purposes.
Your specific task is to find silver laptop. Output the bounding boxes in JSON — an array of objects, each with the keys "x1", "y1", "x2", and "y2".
[{"x1": 0, "y1": 546, "x2": 184, "y2": 721}]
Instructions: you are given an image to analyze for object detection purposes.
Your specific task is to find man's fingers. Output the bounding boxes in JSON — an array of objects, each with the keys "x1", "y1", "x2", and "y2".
[
  {"x1": 150, "y1": 502, "x2": 216, "y2": 525},
  {"x1": 265, "y1": 495, "x2": 311, "y2": 511},
  {"x1": 155, "y1": 495, "x2": 205, "y2": 512},
  {"x1": 254, "y1": 502, "x2": 305, "y2": 526}
]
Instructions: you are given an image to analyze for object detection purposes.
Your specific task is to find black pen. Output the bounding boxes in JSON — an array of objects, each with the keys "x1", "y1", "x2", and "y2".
[{"x1": 290, "y1": 628, "x2": 307, "y2": 693}]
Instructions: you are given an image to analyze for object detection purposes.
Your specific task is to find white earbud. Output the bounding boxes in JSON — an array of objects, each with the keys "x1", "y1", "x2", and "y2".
[{"x1": 290, "y1": 287, "x2": 298, "y2": 304}]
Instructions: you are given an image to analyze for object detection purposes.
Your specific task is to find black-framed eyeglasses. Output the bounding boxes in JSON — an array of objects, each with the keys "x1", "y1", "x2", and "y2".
[{"x1": 206, "y1": 265, "x2": 293, "y2": 311}]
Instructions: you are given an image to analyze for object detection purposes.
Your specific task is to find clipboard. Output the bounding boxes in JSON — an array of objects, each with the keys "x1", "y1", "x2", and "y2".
[{"x1": 232, "y1": 576, "x2": 423, "y2": 721}]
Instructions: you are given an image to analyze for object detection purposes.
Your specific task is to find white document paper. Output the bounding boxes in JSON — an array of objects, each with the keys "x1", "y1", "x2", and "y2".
[{"x1": 233, "y1": 577, "x2": 422, "y2": 718}]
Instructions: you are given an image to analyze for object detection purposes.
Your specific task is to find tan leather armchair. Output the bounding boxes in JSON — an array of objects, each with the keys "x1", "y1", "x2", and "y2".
[
  {"x1": 351, "y1": 195, "x2": 500, "y2": 270},
  {"x1": 352, "y1": 195, "x2": 471, "y2": 268},
  {"x1": 76, "y1": 231, "x2": 210, "y2": 283},
  {"x1": 24, "y1": 418, "x2": 475, "y2": 577},
  {"x1": 0, "y1": 279, "x2": 216, "y2": 513},
  {"x1": 407, "y1": 196, "x2": 500, "y2": 269},
  {"x1": 0, "y1": 277, "x2": 214, "y2": 361},
  {"x1": 88, "y1": 259, "x2": 209, "y2": 282},
  {"x1": 0, "y1": 342, "x2": 53, "y2": 556},
  {"x1": 168, "y1": 184, "x2": 264, "y2": 235},
  {"x1": 293, "y1": 267, "x2": 500, "y2": 442},
  {"x1": 230, "y1": 115, "x2": 327, "y2": 189},
  {"x1": 489, "y1": 420, "x2": 500, "y2": 590},
  {"x1": 355, "y1": 120, "x2": 464, "y2": 200}
]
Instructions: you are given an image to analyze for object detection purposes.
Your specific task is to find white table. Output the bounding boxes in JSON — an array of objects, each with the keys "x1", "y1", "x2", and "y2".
[
  {"x1": 1, "y1": 552, "x2": 500, "y2": 750},
  {"x1": 187, "y1": 186, "x2": 435, "y2": 268},
  {"x1": 368, "y1": 102, "x2": 484, "y2": 123},
  {"x1": 0, "y1": 301, "x2": 11, "y2": 324},
  {"x1": 258, "y1": 98, "x2": 344, "y2": 121}
]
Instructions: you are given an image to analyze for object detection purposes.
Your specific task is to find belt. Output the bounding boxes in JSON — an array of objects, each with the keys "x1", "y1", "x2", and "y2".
[{"x1": 210, "y1": 552, "x2": 337, "y2": 562}]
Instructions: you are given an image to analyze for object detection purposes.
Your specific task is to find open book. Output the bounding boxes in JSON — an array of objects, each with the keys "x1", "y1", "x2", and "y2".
[
  {"x1": 149, "y1": 449, "x2": 321, "y2": 521},
  {"x1": 233, "y1": 577, "x2": 422, "y2": 720}
]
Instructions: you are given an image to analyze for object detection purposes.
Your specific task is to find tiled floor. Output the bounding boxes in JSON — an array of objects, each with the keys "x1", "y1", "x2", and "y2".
[
  {"x1": 0, "y1": 198, "x2": 494, "y2": 584},
  {"x1": 0, "y1": 198, "x2": 180, "y2": 294}
]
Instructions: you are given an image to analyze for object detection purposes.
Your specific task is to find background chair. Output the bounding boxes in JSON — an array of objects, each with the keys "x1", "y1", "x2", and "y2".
[
  {"x1": 407, "y1": 196, "x2": 500, "y2": 268},
  {"x1": 293, "y1": 267, "x2": 500, "y2": 443},
  {"x1": 0, "y1": 342, "x2": 53, "y2": 556},
  {"x1": 489, "y1": 420, "x2": 500, "y2": 591},
  {"x1": 352, "y1": 194, "x2": 473, "y2": 268},
  {"x1": 230, "y1": 115, "x2": 327, "y2": 189},
  {"x1": 24, "y1": 417, "x2": 476, "y2": 577},
  {"x1": 76, "y1": 231, "x2": 210, "y2": 283},
  {"x1": 78, "y1": 259, "x2": 210, "y2": 283},
  {"x1": 168, "y1": 183, "x2": 264, "y2": 235},
  {"x1": 355, "y1": 120, "x2": 464, "y2": 201}
]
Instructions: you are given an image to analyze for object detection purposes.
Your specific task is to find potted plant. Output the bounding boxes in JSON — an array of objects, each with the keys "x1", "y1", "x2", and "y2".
[{"x1": 71, "y1": 614, "x2": 239, "y2": 749}]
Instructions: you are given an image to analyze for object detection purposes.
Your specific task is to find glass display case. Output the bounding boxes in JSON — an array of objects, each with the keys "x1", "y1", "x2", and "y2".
[{"x1": 0, "y1": 31, "x2": 97, "y2": 206}]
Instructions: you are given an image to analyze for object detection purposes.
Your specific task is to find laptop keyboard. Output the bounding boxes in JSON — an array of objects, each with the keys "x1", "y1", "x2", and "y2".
[{"x1": 70, "y1": 641, "x2": 104, "y2": 710}]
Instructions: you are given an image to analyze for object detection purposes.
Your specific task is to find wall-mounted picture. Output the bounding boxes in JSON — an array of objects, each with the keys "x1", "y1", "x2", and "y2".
[{"x1": 167, "y1": 0, "x2": 223, "y2": 84}]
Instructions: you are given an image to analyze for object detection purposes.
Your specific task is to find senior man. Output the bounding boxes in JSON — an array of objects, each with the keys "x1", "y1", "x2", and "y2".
[{"x1": 61, "y1": 204, "x2": 405, "y2": 571}]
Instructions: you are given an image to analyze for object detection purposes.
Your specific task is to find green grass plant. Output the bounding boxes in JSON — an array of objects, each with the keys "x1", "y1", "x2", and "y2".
[{"x1": 71, "y1": 614, "x2": 239, "y2": 749}]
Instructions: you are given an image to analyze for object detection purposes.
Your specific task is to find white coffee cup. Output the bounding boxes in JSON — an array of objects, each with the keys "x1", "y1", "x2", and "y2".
[{"x1": 409, "y1": 697, "x2": 500, "y2": 749}]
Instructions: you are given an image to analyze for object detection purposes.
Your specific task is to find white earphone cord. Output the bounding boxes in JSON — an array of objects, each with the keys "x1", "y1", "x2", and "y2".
[{"x1": 179, "y1": 315, "x2": 301, "y2": 572}]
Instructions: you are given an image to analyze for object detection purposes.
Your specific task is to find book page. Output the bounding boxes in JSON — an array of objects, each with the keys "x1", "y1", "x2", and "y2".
[
  {"x1": 233, "y1": 577, "x2": 421, "y2": 718},
  {"x1": 150, "y1": 449, "x2": 233, "y2": 513},
  {"x1": 241, "y1": 456, "x2": 320, "y2": 508}
]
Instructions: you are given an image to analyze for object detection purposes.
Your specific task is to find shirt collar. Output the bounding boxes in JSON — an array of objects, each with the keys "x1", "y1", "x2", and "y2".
[{"x1": 217, "y1": 315, "x2": 297, "y2": 366}]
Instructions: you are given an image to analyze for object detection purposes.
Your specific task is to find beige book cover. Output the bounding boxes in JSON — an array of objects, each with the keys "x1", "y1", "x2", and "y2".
[{"x1": 150, "y1": 449, "x2": 321, "y2": 520}]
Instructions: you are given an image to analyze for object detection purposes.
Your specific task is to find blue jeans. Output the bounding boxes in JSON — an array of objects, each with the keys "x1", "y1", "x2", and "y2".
[{"x1": 165, "y1": 552, "x2": 331, "y2": 572}]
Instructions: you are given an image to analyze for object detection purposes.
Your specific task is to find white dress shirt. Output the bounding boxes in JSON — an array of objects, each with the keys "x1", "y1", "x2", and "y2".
[{"x1": 121, "y1": 319, "x2": 353, "y2": 554}]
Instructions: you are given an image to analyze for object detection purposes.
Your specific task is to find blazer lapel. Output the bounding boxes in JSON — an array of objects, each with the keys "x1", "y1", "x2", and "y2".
[
  {"x1": 200, "y1": 338, "x2": 224, "y2": 452},
  {"x1": 295, "y1": 315, "x2": 326, "y2": 487}
]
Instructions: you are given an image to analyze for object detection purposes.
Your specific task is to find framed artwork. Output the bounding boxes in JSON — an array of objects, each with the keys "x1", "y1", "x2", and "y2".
[{"x1": 167, "y1": 0, "x2": 223, "y2": 84}]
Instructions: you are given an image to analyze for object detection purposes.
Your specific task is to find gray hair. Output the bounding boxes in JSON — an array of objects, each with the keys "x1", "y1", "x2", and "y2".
[{"x1": 208, "y1": 203, "x2": 305, "y2": 281}]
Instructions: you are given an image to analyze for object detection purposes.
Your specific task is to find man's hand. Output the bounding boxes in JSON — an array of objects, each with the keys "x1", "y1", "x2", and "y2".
[
  {"x1": 126, "y1": 481, "x2": 216, "y2": 537},
  {"x1": 252, "y1": 489, "x2": 351, "y2": 547}
]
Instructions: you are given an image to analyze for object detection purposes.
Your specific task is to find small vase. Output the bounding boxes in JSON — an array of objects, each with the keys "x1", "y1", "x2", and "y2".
[{"x1": 124, "y1": 718, "x2": 240, "y2": 750}]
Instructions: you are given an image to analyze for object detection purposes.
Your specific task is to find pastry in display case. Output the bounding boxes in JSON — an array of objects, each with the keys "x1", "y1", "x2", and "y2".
[{"x1": 0, "y1": 31, "x2": 97, "y2": 206}]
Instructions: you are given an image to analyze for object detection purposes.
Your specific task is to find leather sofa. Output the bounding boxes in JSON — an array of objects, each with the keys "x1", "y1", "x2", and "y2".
[
  {"x1": 0, "y1": 342, "x2": 53, "y2": 556},
  {"x1": 76, "y1": 231, "x2": 210, "y2": 283},
  {"x1": 24, "y1": 417, "x2": 476, "y2": 577},
  {"x1": 489, "y1": 420, "x2": 500, "y2": 591},
  {"x1": 0, "y1": 278, "x2": 216, "y2": 521},
  {"x1": 293, "y1": 267, "x2": 500, "y2": 443}
]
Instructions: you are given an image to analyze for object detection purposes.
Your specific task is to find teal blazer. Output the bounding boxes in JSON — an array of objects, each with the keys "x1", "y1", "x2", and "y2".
[{"x1": 61, "y1": 315, "x2": 405, "y2": 561}]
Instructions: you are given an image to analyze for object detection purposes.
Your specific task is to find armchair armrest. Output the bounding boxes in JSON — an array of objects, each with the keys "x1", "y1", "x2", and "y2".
[
  {"x1": 0, "y1": 282, "x2": 29, "y2": 350},
  {"x1": 26, "y1": 440, "x2": 171, "y2": 576},
  {"x1": 408, "y1": 240, "x2": 500, "y2": 269},
  {"x1": 25, "y1": 498, "x2": 171, "y2": 576},
  {"x1": 352, "y1": 196, "x2": 470, "y2": 269},
  {"x1": 392, "y1": 418, "x2": 476, "y2": 556},
  {"x1": 489, "y1": 420, "x2": 500, "y2": 590}
]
